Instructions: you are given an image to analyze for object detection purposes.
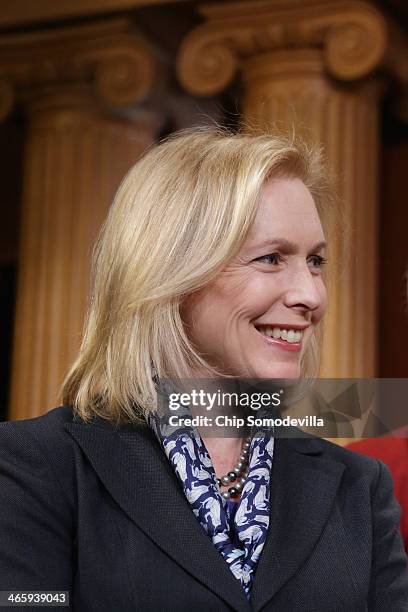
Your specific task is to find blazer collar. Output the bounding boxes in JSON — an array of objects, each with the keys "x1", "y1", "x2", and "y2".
[
  {"x1": 250, "y1": 436, "x2": 345, "y2": 610},
  {"x1": 65, "y1": 418, "x2": 344, "y2": 612}
]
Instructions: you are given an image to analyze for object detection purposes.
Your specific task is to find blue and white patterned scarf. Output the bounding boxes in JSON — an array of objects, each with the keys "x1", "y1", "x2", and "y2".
[{"x1": 148, "y1": 412, "x2": 274, "y2": 598}]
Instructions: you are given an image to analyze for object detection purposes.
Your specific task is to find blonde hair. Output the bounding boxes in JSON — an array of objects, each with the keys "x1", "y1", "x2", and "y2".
[{"x1": 62, "y1": 127, "x2": 338, "y2": 424}]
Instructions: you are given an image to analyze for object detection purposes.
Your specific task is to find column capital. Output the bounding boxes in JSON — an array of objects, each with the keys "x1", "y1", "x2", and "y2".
[
  {"x1": 0, "y1": 18, "x2": 157, "y2": 121},
  {"x1": 177, "y1": 0, "x2": 392, "y2": 96}
]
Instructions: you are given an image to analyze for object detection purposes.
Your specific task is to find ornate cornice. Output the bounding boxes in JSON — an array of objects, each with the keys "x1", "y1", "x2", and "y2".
[
  {"x1": 177, "y1": 0, "x2": 389, "y2": 96},
  {"x1": 0, "y1": 18, "x2": 157, "y2": 120}
]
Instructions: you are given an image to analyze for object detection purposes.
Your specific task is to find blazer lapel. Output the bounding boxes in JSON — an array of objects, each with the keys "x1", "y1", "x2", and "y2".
[
  {"x1": 251, "y1": 436, "x2": 345, "y2": 611},
  {"x1": 65, "y1": 420, "x2": 251, "y2": 612}
]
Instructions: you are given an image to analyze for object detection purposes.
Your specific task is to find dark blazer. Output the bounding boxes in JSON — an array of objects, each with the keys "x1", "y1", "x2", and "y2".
[
  {"x1": 0, "y1": 406, "x2": 407, "y2": 612},
  {"x1": 348, "y1": 434, "x2": 408, "y2": 554}
]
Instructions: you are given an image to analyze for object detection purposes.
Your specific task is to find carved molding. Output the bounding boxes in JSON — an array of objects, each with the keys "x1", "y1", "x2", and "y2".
[
  {"x1": 0, "y1": 18, "x2": 156, "y2": 120},
  {"x1": 177, "y1": 0, "x2": 389, "y2": 96}
]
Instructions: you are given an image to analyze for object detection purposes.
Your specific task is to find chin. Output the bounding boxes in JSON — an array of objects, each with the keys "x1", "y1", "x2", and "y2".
[{"x1": 254, "y1": 363, "x2": 301, "y2": 380}]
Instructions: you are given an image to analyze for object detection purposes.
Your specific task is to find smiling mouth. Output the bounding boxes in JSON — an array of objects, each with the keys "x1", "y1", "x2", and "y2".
[{"x1": 254, "y1": 324, "x2": 304, "y2": 344}]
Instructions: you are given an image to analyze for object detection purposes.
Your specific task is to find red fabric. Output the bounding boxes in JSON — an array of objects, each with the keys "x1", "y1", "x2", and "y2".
[{"x1": 348, "y1": 432, "x2": 408, "y2": 554}]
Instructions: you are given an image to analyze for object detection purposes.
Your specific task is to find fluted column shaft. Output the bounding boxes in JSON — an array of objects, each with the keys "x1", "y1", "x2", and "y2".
[{"x1": 9, "y1": 91, "x2": 156, "y2": 419}]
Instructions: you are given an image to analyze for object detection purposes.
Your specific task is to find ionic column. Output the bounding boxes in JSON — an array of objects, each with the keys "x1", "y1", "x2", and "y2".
[
  {"x1": 177, "y1": 0, "x2": 405, "y2": 378},
  {"x1": 0, "y1": 20, "x2": 159, "y2": 419}
]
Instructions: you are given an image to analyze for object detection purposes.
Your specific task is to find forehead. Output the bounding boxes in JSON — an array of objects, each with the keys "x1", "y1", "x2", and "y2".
[{"x1": 245, "y1": 176, "x2": 325, "y2": 246}]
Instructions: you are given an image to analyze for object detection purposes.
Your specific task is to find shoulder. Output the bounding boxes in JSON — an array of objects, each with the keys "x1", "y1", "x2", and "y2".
[
  {"x1": 0, "y1": 408, "x2": 82, "y2": 588},
  {"x1": 0, "y1": 404, "x2": 76, "y2": 431},
  {"x1": 347, "y1": 435, "x2": 408, "y2": 466},
  {"x1": 313, "y1": 434, "x2": 379, "y2": 464},
  {"x1": 0, "y1": 406, "x2": 78, "y2": 513},
  {"x1": 317, "y1": 435, "x2": 408, "y2": 490},
  {"x1": 285, "y1": 432, "x2": 406, "y2": 519},
  {"x1": 0, "y1": 405, "x2": 77, "y2": 461},
  {"x1": 289, "y1": 435, "x2": 405, "y2": 538},
  {"x1": 286, "y1": 433, "x2": 383, "y2": 477},
  {"x1": 323, "y1": 435, "x2": 386, "y2": 478}
]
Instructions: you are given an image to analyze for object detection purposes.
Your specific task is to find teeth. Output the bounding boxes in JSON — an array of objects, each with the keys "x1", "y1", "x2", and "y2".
[{"x1": 257, "y1": 326, "x2": 304, "y2": 343}]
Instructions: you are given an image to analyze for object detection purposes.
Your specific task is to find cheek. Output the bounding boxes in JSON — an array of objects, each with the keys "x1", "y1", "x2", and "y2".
[
  {"x1": 182, "y1": 286, "x2": 233, "y2": 344},
  {"x1": 212, "y1": 273, "x2": 274, "y2": 324},
  {"x1": 183, "y1": 273, "x2": 261, "y2": 341},
  {"x1": 247, "y1": 275, "x2": 280, "y2": 312},
  {"x1": 316, "y1": 280, "x2": 328, "y2": 320}
]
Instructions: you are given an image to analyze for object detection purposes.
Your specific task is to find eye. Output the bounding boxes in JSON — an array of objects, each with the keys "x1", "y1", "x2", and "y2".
[
  {"x1": 308, "y1": 255, "x2": 327, "y2": 270},
  {"x1": 254, "y1": 252, "x2": 284, "y2": 265}
]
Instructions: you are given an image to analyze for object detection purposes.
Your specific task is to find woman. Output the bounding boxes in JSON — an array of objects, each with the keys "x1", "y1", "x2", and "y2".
[{"x1": 0, "y1": 128, "x2": 407, "y2": 611}]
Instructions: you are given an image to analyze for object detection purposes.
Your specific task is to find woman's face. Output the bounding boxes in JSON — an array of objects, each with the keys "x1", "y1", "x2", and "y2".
[{"x1": 182, "y1": 176, "x2": 328, "y2": 379}]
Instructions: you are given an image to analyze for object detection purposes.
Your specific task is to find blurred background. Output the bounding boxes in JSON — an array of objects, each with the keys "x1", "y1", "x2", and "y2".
[{"x1": 0, "y1": 0, "x2": 407, "y2": 422}]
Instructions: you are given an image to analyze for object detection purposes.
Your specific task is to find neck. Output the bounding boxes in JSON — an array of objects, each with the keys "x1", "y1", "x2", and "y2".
[
  {"x1": 176, "y1": 373, "x2": 249, "y2": 479},
  {"x1": 200, "y1": 435, "x2": 244, "y2": 477}
]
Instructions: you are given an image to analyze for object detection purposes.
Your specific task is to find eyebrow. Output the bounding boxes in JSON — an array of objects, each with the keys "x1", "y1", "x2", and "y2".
[{"x1": 254, "y1": 238, "x2": 328, "y2": 253}]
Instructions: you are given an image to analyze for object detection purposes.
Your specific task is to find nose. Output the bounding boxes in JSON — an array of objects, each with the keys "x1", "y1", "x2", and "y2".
[{"x1": 282, "y1": 262, "x2": 326, "y2": 315}]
